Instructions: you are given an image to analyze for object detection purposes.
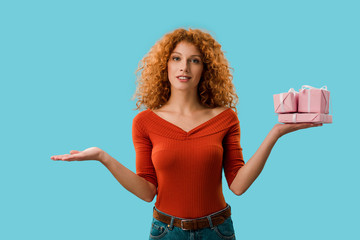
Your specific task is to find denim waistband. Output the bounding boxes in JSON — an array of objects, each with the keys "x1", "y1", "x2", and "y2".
[
  {"x1": 153, "y1": 204, "x2": 231, "y2": 230},
  {"x1": 153, "y1": 204, "x2": 230, "y2": 220}
]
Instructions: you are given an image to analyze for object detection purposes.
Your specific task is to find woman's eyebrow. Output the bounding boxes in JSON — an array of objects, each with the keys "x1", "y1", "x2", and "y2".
[{"x1": 171, "y1": 52, "x2": 201, "y2": 57}]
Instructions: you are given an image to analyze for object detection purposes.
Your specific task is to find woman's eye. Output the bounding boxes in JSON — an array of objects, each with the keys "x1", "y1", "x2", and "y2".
[{"x1": 171, "y1": 57, "x2": 200, "y2": 63}]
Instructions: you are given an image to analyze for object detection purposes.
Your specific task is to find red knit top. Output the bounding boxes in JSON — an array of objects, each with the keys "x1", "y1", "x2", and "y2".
[{"x1": 132, "y1": 108, "x2": 244, "y2": 219}]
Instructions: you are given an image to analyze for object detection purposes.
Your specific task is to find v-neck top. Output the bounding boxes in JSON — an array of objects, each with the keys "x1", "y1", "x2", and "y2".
[{"x1": 132, "y1": 108, "x2": 244, "y2": 218}]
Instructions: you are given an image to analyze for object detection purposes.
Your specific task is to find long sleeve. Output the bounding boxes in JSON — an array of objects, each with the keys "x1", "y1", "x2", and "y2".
[
  {"x1": 132, "y1": 115, "x2": 158, "y2": 188},
  {"x1": 222, "y1": 121, "x2": 245, "y2": 188}
]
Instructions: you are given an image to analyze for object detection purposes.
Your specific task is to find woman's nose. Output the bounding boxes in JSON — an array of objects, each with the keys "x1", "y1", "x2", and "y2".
[{"x1": 180, "y1": 60, "x2": 190, "y2": 72}]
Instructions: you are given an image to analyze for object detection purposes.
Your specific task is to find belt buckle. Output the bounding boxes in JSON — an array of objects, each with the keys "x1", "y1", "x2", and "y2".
[{"x1": 180, "y1": 219, "x2": 193, "y2": 230}]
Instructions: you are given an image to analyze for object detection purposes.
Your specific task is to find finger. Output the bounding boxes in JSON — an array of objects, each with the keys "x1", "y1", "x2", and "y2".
[
  {"x1": 62, "y1": 156, "x2": 76, "y2": 161},
  {"x1": 51, "y1": 155, "x2": 62, "y2": 160},
  {"x1": 296, "y1": 123, "x2": 322, "y2": 128},
  {"x1": 304, "y1": 123, "x2": 322, "y2": 128},
  {"x1": 63, "y1": 153, "x2": 84, "y2": 161},
  {"x1": 70, "y1": 150, "x2": 81, "y2": 154},
  {"x1": 51, "y1": 154, "x2": 71, "y2": 160}
]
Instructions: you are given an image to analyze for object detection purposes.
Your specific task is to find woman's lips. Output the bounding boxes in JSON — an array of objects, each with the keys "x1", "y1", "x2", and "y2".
[{"x1": 177, "y1": 77, "x2": 191, "y2": 82}]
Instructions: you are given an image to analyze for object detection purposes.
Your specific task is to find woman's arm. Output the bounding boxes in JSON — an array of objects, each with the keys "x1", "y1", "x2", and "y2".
[
  {"x1": 51, "y1": 147, "x2": 157, "y2": 202},
  {"x1": 229, "y1": 123, "x2": 322, "y2": 196},
  {"x1": 99, "y1": 151, "x2": 157, "y2": 202}
]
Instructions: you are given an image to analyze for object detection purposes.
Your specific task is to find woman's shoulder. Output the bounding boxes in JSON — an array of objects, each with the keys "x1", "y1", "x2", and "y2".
[
  {"x1": 212, "y1": 106, "x2": 230, "y2": 115},
  {"x1": 211, "y1": 106, "x2": 237, "y2": 118},
  {"x1": 214, "y1": 107, "x2": 239, "y2": 126},
  {"x1": 133, "y1": 109, "x2": 152, "y2": 123}
]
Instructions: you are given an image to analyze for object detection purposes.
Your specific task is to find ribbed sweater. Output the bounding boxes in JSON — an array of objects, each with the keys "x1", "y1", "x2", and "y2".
[{"x1": 132, "y1": 108, "x2": 244, "y2": 219}]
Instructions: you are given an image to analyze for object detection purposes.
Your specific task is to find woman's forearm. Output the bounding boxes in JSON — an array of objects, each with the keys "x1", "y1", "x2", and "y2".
[
  {"x1": 230, "y1": 128, "x2": 280, "y2": 196},
  {"x1": 99, "y1": 151, "x2": 157, "y2": 202}
]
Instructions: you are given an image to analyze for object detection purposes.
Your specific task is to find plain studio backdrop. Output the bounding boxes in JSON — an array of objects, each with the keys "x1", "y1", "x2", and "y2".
[{"x1": 0, "y1": 0, "x2": 359, "y2": 239}]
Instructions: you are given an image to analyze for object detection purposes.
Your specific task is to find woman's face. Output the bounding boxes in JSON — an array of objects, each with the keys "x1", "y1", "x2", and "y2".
[{"x1": 167, "y1": 41, "x2": 204, "y2": 91}]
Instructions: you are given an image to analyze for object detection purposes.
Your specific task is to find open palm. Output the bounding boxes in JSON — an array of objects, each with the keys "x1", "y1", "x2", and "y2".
[
  {"x1": 274, "y1": 122, "x2": 323, "y2": 137},
  {"x1": 50, "y1": 147, "x2": 103, "y2": 162}
]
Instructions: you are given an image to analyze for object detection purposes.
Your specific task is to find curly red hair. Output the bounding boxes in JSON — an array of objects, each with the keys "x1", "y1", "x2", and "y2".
[{"x1": 132, "y1": 28, "x2": 238, "y2": 113}]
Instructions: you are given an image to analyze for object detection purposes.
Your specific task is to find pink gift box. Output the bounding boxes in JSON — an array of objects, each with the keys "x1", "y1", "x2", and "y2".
[
  {"x1": 298, "y1": 85, "x2": 330, "y2": 113},
  {"x1": 273, "y1": 88, "x2": 298, "y2": 113},
  {"x1": 278, "y1": 113, "x2": 332, "y2": 124}
]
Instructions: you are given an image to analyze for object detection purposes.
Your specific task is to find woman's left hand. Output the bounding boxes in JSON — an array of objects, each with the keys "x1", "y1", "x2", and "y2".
[{"x1": 273, "y1": 123, "x2": 323, "y2": 138}]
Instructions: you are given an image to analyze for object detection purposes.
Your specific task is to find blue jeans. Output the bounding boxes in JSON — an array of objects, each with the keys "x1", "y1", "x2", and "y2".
[{"x1": 149, "y1": 205, "x2": 236, "y2": 240}]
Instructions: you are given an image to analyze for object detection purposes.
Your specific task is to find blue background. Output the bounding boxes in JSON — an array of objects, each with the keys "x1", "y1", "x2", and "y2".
[{"x1": 1, "y1": 0, "x2": 359, "y2": 239}]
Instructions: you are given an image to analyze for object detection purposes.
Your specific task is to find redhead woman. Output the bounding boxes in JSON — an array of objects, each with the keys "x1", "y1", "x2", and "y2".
[{"x1": 51, "y1": 28, "x2": 321, "y2": 239}]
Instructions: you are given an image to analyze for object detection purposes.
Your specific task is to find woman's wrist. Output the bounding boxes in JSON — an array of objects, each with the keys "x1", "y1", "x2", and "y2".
[
  {"x1": 270, "y1": 125, "x2": 283, "y2": 140},
  {"x1": 98, "y1": 150, "x2": 109, "y2": 164}
]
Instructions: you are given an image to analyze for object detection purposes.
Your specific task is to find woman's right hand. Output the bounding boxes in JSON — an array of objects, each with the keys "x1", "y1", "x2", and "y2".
[{"x1": 50, "y1": 147, "x2": 104, "y2": 162}]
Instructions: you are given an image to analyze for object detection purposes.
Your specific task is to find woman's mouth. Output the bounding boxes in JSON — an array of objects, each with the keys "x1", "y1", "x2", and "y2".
[{"x1": 176, "y1": 76, "x2": 191, "y2": 82}]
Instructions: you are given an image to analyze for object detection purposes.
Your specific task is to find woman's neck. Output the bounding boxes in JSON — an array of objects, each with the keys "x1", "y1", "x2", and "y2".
[{"x1": 161, "y1": 88, "x2": 207, "y2": 115}]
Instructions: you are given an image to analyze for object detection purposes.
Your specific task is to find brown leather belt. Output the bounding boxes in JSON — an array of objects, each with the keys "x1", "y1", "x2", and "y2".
[{"x1": 153, "y1": 206, "x2": 231, "y2": 231}]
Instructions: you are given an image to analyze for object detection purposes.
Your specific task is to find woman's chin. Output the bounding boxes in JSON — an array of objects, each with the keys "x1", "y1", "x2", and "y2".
[{"x1": 171, "y1": 85, "x2": 198, "y2": 92}]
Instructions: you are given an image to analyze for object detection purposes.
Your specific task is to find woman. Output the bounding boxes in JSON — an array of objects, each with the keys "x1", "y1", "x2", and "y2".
[{"x1": 51, "y1": 28, "x2": 321, "y2": 239}]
